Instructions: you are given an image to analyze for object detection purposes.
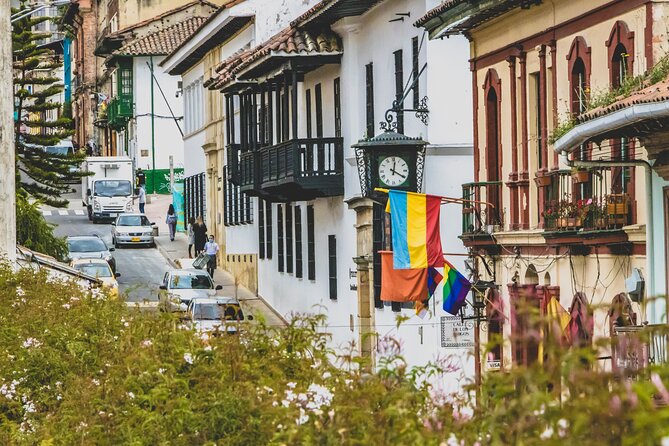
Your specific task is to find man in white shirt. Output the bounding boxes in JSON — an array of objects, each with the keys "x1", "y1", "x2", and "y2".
[
  {"x1": 138, "y1": 186, "x2": 146, "y2": 214},
  {"x1": 203, "y1": 235, "x2": 219, "y2": 280}
]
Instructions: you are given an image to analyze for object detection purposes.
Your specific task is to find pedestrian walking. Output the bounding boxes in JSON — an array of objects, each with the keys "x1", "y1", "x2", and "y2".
[
  {"x1": 203, "y1": 234, "x2": 219, "y2": 280},
  {"x1": 193, "y1": 215, "x2": 207, "y2": 253},
  {"x1": 166, "y1": 204, "x2": 178, "y2": 241},
  {"x1": 138, "y1": 185, "x2": 146, "y2": 214},
  {"x1": 187, "y1": 217, "x2": 195, "y2": 258}
]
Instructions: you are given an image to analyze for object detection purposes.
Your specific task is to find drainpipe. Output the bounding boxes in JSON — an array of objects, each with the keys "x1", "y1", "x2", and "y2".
[
  {"x1": 561, "y1": 152, "x2": 657, "y2": 323},
  {"x1": 150, "y1": 56, "x2": 156, "y2": 195}
]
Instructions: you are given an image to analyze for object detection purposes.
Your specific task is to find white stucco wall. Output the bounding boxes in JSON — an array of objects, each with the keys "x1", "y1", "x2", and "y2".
[
  {"x1": 133, "y1": 56, "x2": 184, "y2": 172},
  {"x1": 650, "y1": 170, "x2": 668, "y2": 323},
  {"x1": 182, "y1": 64, "x2": 206, "y2": 178}
]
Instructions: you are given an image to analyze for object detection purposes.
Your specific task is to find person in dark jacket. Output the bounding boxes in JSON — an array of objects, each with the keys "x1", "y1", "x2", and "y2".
[{"x1": 193, "y1": 215, "x2": 208, "y2": 253}]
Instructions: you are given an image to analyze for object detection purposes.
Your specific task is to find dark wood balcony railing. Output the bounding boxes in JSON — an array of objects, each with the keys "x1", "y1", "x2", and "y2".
[
  {"x1": 239, "y1": 150, "x2": 262, "y2": 196},
  {"x1": 260, "y1": 137, "x2": 344, "y2": 200},
  {"x1": 462, "y1": 181, "x2": 504, "y2": 236}
]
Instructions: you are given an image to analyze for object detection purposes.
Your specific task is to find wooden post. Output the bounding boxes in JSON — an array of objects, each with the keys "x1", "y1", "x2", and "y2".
[{"x1": 0, "y1": 0, "x2": 16, "y2": 260}]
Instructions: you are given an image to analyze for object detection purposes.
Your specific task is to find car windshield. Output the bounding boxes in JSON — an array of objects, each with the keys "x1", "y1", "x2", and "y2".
[
  {"x1": 117, "y1": 215, "x2": 151, "y2": 226},
  {"x1": 45, "y1": 146, "x2": 71, "y2": 156},
  {"x1": 193, "y1": 303, "x2": 244, "y2": 321},
  {"x1": 73, "y1": 264, "x2": 112, "y2": 278},
  {"x1": 170, "y1": 273, "x2": 213, "y2": 290},
  {"x1": 68, "y1": 238, "x2": 107, "y2": 252},
  {"x1": 94, "y1": 180, "x2": 132, "y2": 197}
]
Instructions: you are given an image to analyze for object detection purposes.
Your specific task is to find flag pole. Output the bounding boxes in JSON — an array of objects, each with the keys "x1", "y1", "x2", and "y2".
[{"x1": 373, "y1": 188, "x2": 496, "y2": 210}]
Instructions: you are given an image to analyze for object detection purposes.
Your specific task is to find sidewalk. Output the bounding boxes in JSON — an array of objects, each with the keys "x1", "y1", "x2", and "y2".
[{"x1": 143, "y1": 194, "x2": 286, "y2": 327}]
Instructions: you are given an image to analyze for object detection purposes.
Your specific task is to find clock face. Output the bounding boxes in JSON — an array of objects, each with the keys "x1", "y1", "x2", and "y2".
[{"x1": 378, "y1": 156, "x2": 409, "y2": 187}]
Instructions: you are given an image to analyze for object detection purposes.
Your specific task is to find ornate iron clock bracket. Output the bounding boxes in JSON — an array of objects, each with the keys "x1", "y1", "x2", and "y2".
[{"x1": 379, "y1": 96, "x2": 430, "y2": 132}]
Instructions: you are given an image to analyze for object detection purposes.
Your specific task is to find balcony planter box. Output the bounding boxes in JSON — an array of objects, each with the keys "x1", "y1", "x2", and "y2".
[
  {"x1": 571, "y1": 170, "x2": 590, "y2": 183},
  {"x1": 558, "y1": 217, "x2": 582, "y2": 229},
  {"x1": 534, "y1": 174, "x2": 552, "y2": 187}
]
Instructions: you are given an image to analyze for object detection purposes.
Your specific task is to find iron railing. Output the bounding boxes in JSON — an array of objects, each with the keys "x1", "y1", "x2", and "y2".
[
  {"x1": 612, "y1": 324, "x2": 669, "y2": 377},
  {"x1": 260, "y1": 137, "x2": 344, "y2": 186},
  {"x1": 462, "y1": 181, "x2": 504, "y2": 235}
]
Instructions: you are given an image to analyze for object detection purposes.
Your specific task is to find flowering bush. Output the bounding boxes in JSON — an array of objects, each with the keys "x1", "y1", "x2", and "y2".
[{"x1": 1, "y1": 265, "x2": 669, "y2": 444}]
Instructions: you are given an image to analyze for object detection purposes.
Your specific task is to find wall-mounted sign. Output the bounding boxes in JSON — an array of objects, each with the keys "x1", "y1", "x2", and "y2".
[
  {"x1": 487, "y1": 360, "x2": 501, "y2": 371},
  {"x1": 440, "y1": 316, "x2": 475, "y2": 348},
  {"x1": 349, "y1": 268, "x2": 357, "y2": 291}
]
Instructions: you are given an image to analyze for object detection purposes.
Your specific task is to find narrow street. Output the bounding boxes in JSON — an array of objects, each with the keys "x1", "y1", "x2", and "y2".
[{"x1": 43, "y1": 184, "x2": 172, "y2": 303}]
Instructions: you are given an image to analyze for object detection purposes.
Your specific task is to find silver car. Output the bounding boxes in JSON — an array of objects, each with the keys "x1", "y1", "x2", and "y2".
[
  {"x1": 159, "y1": 269, "x2": 223, "y2": 312},
  {"x1": 111, "y1": 213, "x2": 155, "y2": 248}
]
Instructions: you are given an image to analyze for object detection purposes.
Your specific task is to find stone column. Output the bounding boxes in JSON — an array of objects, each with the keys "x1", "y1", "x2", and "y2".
[
  {"x1": 0, "y1": 1, "x2": 16, "y2": 261},
  {"x1": 347, "y1": 197, "x2": 376, "y2": 369}
]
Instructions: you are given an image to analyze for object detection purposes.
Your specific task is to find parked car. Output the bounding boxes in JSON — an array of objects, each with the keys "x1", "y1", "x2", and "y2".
[
  {"x1": 111, "y1": 213, "x2": 156, "y2": 248},
  {"x1": 159, "y1": 269, "x2": 222, "y2": 312},
  {"x1": 70, "y1": 258, "x2": 120, "y2": 299},
  {"x1": 66, "y1": 235, "x2": 116, "y2": 272},
  {"x1": 186, "y1": 296, "x2": 253, "y2": 334}
]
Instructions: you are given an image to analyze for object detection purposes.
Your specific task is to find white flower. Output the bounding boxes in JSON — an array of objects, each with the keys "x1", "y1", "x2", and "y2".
[
  {"x1": 123, "y1": 321, "x2": 129, "y2": 327},
  {"x1": 56, "y1": 394, "x2": 62, "y2": 401},
  {"x1": 183, "y1": 353, "x2": 193, "y2": 365},
  {"x1": 15, "y1": 287, "x2": 25, "y2": 297},
  {"x1": 286, "y1": 382, "x2": 297, "y2": 389},
  {"x1": 322, "y1": 372, "x2": 331, "y2": 379},
  {"x1": 272, "y1": 401, "x2": 278, "y2": 407},
  {"x1": 140, "y1": 339, "x2": 153, "y2": 347},
  {"x1": 22, "y1": 400, "x2": 36, "y2": 413},
  {"x1": 296, "y1": 408, "x2": 309, "y2": 425},
  {"x1": 203, "y1": 345, "x2": 212, "y2": 352},
  {"x1": 127, "y1": 391, "x2": 135, "y2": 399},
  {"x1": 281, "y1": 400, "x2": 290, "y2": 408},
  {"x1": 62, "y1": 303, "x2": 71, "y2": 310},
  {"x1": 92, "y1": 379, "x2": 100, "y2": 386},
  {"x1": 158, "y1": 368, "x2": 166, "y2": 374},
  {"x1": 22, "y1": 338, "x2": 42, "y2": 349},
  {"x1": 540, "y1": 427, "x2": 554, "y2": 440},
  {"x1": 263, "y1": 386, "x2": 274, "y2": 394}
]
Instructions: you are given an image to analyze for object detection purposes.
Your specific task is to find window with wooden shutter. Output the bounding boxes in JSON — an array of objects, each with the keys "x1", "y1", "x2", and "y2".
[
  {"x1": 277, "y1": 204, "x2": 284, "y2": 272},
  {"x1": 266, "y1": 201, "x2": 273, "y2": 259},
  {"x1": 306, "y1": 89, "x2": 312, "y2": 139},
  {"x1": 258, "y1": 199, "x2": 265, "y2": 259},
  {"x1": 295, "y1": 205, "x2": 303, "y2": 278},
  {"x1": 286, "y1": 204, "x2": 293, "y2": 274},
  {"x1": 412, "y1": 37, "x2": 420, "y2": 109},
  {"x1": 334, "y1": 77, "x2": 341, "y2": 137},
  {"x1": 365, "y1": 63, "x2": 374, "y2": 138},
  {"x1": 328, "y1": 235, "x2": 337, "y2": 300},
  {"x1": 394, "y1": 49, "x2": 404, "y2": 134},
  {"x1": 307, "y1": 205, "x2": 315, "y2": 280}
]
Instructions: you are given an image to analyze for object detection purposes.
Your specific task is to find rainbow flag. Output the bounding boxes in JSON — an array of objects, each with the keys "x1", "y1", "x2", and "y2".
[
  {"x1": 442, "y1": 261, "x2": 471, "y2": 316},
  {"x1": 386, "y1": 190, "x2": 444, "y2": 269}
]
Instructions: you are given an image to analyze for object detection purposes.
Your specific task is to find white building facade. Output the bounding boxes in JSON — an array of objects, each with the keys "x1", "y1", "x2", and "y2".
[{"x1": 167, "y1": 0, "x2": 474, "y2": 393}]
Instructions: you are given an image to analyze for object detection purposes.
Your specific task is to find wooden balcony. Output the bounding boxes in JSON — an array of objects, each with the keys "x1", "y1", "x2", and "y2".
[
  {"x1": 461, "y1": 181, "x2": 503, "y2": 251},
  {"x1": 260, "y1": 137, "x2": 344, "y2": 201},
  {"x1": 238, "y1": 150, "x2": 264, "y2": 197},
  {"x1": 226, "y1": 144, "x2": 240, "y2": 185}
]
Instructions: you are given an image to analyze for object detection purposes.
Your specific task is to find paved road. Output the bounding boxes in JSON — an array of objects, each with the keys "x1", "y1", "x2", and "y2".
[{"x1": 43, "y1": 187, "x2": 172, "y2": 303}]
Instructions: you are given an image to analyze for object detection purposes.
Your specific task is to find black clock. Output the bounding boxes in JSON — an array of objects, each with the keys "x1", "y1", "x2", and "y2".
[{"x1": 353, "y1": 130, "x2": 427, "y2": 198}]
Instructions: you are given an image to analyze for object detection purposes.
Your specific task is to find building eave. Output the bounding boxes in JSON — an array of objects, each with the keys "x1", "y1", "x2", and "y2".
[
  {"x1": 161, "y1": 11, "x2": 254, "y2": 76},
  {"x1": 553, "y1": 100, "x2": 669, "y2": 153}
]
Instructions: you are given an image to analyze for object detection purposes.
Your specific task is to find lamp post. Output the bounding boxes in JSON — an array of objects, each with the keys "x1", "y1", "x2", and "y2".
[{"x1": 459, "y1": 279, "x2": 497, "y2": 405}]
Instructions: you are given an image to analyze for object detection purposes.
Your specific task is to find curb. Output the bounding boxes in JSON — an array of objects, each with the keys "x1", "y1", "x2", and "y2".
[{"x1": 155, "y1": 239, "x2": 180, "y2": 269}]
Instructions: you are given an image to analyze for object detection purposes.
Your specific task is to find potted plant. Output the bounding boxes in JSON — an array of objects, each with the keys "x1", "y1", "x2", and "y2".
[
  {"x1": 555, "y1": 196, "x2": 583, "y2": 229},
  {"x1": 607, "y1": 194, "x2": 629, "y2": 226},
  {"x1": 586, "y1": 198, "x2": 608, "y2": 229},
  {"x1": 571, "y1": 168, "x2": 590, "y2": 183},
  {"x1": 542, "y1": 201, "x2": 559, "y2": 230}
]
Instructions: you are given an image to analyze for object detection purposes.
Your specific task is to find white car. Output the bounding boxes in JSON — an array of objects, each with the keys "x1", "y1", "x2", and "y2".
[
  {"x1": 186, "y1": 297, "x2": 253, "y2": 334},
  {"x1": 111, "y1": 213, "x2": 156, "y2": 248},
  {"x1": 71, "y1": 258, "x2": 121, "y2": 299},
  {"x1": 159, "y1": 269, "x2": 223, "y2": 312}
]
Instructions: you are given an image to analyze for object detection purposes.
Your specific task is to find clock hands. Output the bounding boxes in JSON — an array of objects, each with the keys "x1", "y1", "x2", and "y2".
[{"x1": 390, "y1": 168, "x2": 407, "y2": 179}]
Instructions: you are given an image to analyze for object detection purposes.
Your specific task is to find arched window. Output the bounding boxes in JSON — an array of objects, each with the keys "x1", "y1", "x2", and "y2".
[
  {"x1": 567, "y1": 292, "x2": 593, "y2": 347},
  {"x1": 483, "y1": 69, "x2": 502, "y2": 225},
  {"x1": 570, "y1": 58, "x2": 587, "y2": 115},
  {"x1": 611, "y1": 43, "x2": 630, "y2": 88},
  {"x1": 567, "y1": 37, "x2": 592, "y2": 170}
]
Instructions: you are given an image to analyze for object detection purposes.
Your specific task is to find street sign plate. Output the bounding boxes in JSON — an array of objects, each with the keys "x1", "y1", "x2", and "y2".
[{"x1": 440, "y1": 316, "x2": 475, "y2": 348}]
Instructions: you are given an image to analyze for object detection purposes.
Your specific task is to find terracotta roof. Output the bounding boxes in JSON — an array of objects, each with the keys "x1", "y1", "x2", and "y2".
[
  {"x1": 290, "y1": 0, "x2": 386, "y2": 28},
  {"x1": 577, "y1": 75, "x2": 669, "y2": 123},
  {"x1": 414, "y1": 0, "x2": 466, "y2": 27},
  {"x1": 115, "y1": 17, "x2": 208, "y2": 56},
  {"x1": 208, "y1": 27, "x2": 342, "y2": 89}
]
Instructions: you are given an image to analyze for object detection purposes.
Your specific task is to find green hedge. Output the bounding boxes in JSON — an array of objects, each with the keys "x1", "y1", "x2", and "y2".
[{"x1": 0, "y1": 266, "x2": 669, "y2": 445}]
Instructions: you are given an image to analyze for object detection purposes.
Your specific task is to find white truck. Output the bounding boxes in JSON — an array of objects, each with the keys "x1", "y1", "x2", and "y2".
[{"x1": 81, "y1": 157, "x2": 135, "y2": 223}]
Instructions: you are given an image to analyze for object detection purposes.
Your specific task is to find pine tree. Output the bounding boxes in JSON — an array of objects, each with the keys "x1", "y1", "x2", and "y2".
[{"x1": 12, "y1": 1, "x2": 86, "y2": 208}]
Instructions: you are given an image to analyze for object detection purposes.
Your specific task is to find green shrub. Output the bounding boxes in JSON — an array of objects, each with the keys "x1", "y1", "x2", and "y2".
[{"x1": 0, "y1": 266, "x2": 668, "y2": 445}]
